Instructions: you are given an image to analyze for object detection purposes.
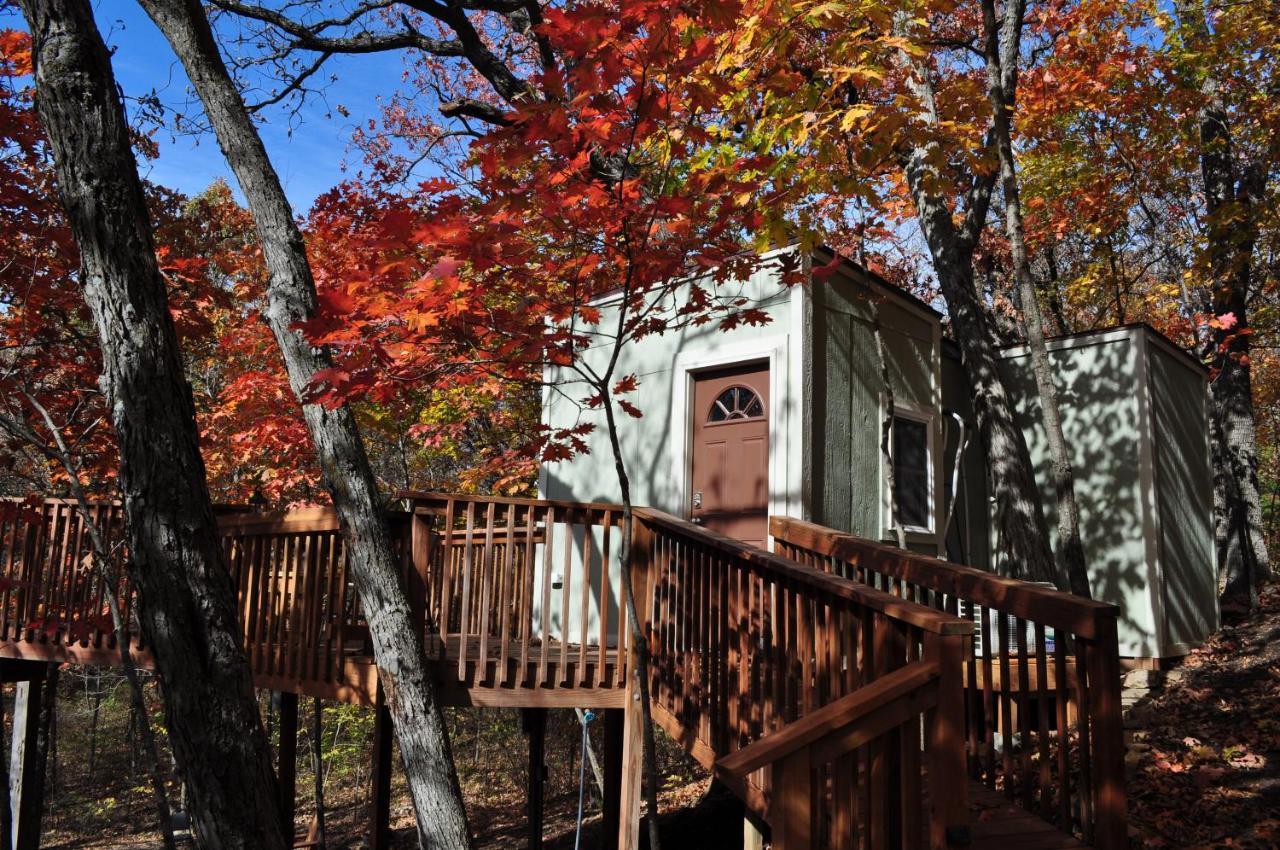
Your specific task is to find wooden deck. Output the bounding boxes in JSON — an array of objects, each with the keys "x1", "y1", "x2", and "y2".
[
  {"x1": 0, "y1": 494, "x2": 1125, "y2": 850},
  {"x1": 969, "y1": 782, "x2": 1092, "y2": 850}
]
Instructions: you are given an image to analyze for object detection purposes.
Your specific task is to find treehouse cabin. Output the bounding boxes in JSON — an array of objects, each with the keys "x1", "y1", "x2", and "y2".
[{"x1": 541, "y1": 246, "x2": 1218, "y2": 663}]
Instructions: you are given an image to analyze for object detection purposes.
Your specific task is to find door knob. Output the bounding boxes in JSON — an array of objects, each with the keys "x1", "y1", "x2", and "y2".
[{"x1": 692, "y1": 491, "x2": 703, "y2": 510}]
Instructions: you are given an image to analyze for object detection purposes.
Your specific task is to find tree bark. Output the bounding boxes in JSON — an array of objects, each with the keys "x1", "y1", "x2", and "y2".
[
  {"x1": 17, "y1": 1, "x2": 288, "y2": 847},
  {"x1": 900, "y1": 169, "x2": 1059, "y2": 586},
  {"x1": 138, "y1": 2, "x2": 474, "y2": 845},
  {"x1": 893, "y1": 22, "x2": 1059, "y2": 587},
  {"x1": 1175, "y1": 0, "x2": 1273, "y2": 609},
  {"x1": 981, "y1": 0, "x2": 1091, "y2": 597},
  {"x1": 599, "y1": 385, "x2": 664, "y2": 850}
]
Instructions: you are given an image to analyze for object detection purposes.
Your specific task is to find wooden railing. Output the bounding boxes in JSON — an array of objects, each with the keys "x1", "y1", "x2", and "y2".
[
  {"x1": 0, "y1": 499, "x2": 132, "y2": 656},
  {"x1": 716, "y1": 662, "x2": 942, "y2": 850},
  {"x1": 772, "y1": 516, "x2": 1127, "y2": 850},
  {"x1": 3, "y1": 496, "x2": 1125, "y2": 849},
  {"x1": 218, "y1": 507, "x2": 372, "y2": 695},
  {"x1": 1, "y1": 495, "x2": 633, "y2": 701},
  {"x1": 405, "y1": 493, "x2": 629, "y2": 694},
  {"x1": 634, "y1": 509, "x2": 974, "y2": 850}
]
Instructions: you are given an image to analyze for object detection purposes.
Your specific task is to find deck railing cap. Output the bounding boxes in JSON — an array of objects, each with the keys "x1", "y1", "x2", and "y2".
[{"x1": 635, "y1": 508, "x2": 973, "y2": 637}]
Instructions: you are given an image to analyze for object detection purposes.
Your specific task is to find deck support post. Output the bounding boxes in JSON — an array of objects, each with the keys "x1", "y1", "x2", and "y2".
[
  {"x1": 369, "y1": 692, "x2": 393, "y2": 850},
  {"x1": 617, "y1": 674, "x2": 644, "y2": 850},
  {"x1": 277, "y1": 691, "x2": 298, "y2": 841},
  {"x1": 8, "y1": 662, "x2": 54, "y2": 850},
  {"x1": 601, "y1": 708, "x2": 624, "y2": 850},
  {"x1": 521, "y1": 708, "x2": 547, "y2": 850}
]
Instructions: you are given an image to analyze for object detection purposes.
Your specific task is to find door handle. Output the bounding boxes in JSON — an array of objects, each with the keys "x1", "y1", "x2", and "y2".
[{"x1": 692, "y1": 490, "x2": 703, "y2": 510}]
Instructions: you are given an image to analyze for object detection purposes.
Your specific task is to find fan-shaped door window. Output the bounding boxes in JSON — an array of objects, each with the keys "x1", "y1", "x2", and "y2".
[{"x1": 707, "y1": 386, "x2": 765, "y2": 423}]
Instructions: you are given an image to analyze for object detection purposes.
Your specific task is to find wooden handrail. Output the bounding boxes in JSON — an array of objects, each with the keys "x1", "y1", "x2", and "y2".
[
  {"x1": 716, "y1": 661, "x2": 940, "y2": 778},
  {"x1": 771, "y1": 516, "x2": 1114, "y2": 638},
  {"x1": 401, "y1": 490, "x2": 624, "y2": 514},
  {"x1": 772, "y1": 515, "x2": 1128, "y2": 850},
  {"x1": 637, "y1": 508, "x2": 972, "y2": 637}
]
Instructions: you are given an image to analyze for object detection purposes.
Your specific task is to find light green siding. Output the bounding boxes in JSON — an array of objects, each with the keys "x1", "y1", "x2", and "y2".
[
  {"x1": 540, "y1": 251, "x2": 1217, "y2": 661},
  {"x1": 998, "y1": 334, "x2": 1156, "y2": 655},
  {"x1": 987, "y1": 327, "x2": 1217, "y2": 659},
  {"x1": 541, "y1": 249, "x2": 803, "y2": 518},
  {"x1": 1148, "y1": 342, "x2": 1218, "y2": 650}
]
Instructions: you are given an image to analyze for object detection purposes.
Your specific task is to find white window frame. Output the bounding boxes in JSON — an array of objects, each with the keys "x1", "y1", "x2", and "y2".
[{"x1": 879, "y1": 396, "x2": 938, "y2": 540}]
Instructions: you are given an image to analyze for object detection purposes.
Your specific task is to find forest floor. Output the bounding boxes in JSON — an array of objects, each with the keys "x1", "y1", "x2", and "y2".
[
  {"x1": 34, "y1": 679, "x2": 731, "y2": 850},
  {"x1": 1124, "y1": 582, "x2": 1280, "y2": 848},
  {"x1": 25, "y1": 583, "x2": 1280, "y2": 849}
]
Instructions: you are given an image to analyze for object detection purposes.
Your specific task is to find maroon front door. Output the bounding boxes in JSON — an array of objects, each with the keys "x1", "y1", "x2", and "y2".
[{"x1": 690, "y1": 364, "x2": 770, "y2": 547}]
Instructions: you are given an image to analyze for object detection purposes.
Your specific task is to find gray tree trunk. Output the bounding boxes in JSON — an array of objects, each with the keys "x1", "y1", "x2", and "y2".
[
  {"x1": 1174, "y1": 1, "x2": 1273, "y2": 609},
  {"x1": 138, "y1": 2, "x2": 473, "y2": 845},
  {"x1": 981, "y1": 0, "x2": 1091, "y2": 597},
  {"x1": 894, "y1": 21, "x2": 1059, "y2": 588},
  {"x1": 17, "y1": 1, "x2": 289, "y2": 847},
  {"x1": 901, "y1": 177, "x2": 1059, "y2": 586}
]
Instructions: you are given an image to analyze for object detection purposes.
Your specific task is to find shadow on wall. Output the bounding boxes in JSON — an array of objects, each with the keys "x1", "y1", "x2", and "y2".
[{"x1": 999, "y1": 335, "x2": 1212, "y2": 657}]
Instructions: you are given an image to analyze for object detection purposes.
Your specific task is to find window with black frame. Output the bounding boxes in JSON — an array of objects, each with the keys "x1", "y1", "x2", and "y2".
[{"x1": 890, "y1": 414, "x2": 931, "y2": 531}]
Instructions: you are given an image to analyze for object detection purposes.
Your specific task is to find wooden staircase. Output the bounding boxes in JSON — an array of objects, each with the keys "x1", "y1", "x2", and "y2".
[{"x1": 0, "y1": 494, "x2": 1126, "y2": 850}]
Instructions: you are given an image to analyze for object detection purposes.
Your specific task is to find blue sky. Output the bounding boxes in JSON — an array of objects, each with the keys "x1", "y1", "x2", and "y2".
[{"x1": 8, "y1": 2, "x2": 411, "y2": 212}]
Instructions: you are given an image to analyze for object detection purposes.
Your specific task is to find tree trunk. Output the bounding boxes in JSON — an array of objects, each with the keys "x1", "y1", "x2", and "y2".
[
  {"x1": 893, "y1": 24, "x2": 1059, "y2": 588},
  {"x1": 600, "y1": 386, "x2": 664, "y2": 850},
  {"x1": 902, "y1": 180, "x2": 1059, "y2": 585},
  {"x1": 18, "y1": 2, "x2": 289, "y2": 848},
  {"x1": 981, "y1": 0, "x2": 1091, "y2": 597},
  {"x1": 138, "y1": 2, "x2": 473, "y2": 845},
  {"x1": 1174, "y1": 0, "x2": 1272, "y2": 609}
]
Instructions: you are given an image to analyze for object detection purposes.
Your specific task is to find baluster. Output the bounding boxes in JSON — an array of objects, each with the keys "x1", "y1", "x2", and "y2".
[
  {"x1": 537, "y1": 505, "x2": 555, "y2": 688},
  {"x1": 1016, "y1": 616, "x2": 1033, "y2": 808},
  {"x1": 559, "y1": 513, "x2": 574, "y2": 686},
  {"x1": 577, "y1": 511, "x2": 594, "y2": 688},
  {"x1": 520, "y1": 505, "x2": 538, "y2": 687},
  {"x1": 1054, "y1": 635, "x2": 1071, "y2": 832},
  {"x1": 477, "y1": 502, "x2": 497, "y2": 686},
  {"x1": 1074, "y1": 639, "x2": 1095, "y2": 842},
  {"x1": 596, "y1": 511, "x2": 612, "y2": 688},
  {"x1": 1035, "y1": 623, "x2": 1051, "y2": 814},
  {"x1": 980, "y1": 606, "x2": 996, "y2": 785},
  {"x1": 438, "y1": 499, "x2": 456, "y2": 647},
  {"x1": 332, "y1": 538, "x2": 352, "y2": 675},
  {"x1": 998, "y1": 609, "x2": 1014, "y2": 795},
  {"x1": 457, "y1": 502, "x2": 476, "y2": 683}
]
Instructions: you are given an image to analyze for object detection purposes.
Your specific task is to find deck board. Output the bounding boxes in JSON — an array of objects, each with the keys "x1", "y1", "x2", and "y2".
[{"x1": 968, "y1": 781, "x2": 1091, "y2": 850}]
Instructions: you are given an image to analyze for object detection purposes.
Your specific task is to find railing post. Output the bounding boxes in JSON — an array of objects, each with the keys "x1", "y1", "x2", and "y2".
[
  {"x1": 1086, "y1": 611, "x2": 1126, "y2": 850},
  {"x1": 869, "y1": 615, "x2": 905, "y2": 849},
  {"x1": 768, "y1": 749, "x2": 812, "y2": 850},
  {"x1": 923, "y1": 631, "x2": 971, "y2": 848}
]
